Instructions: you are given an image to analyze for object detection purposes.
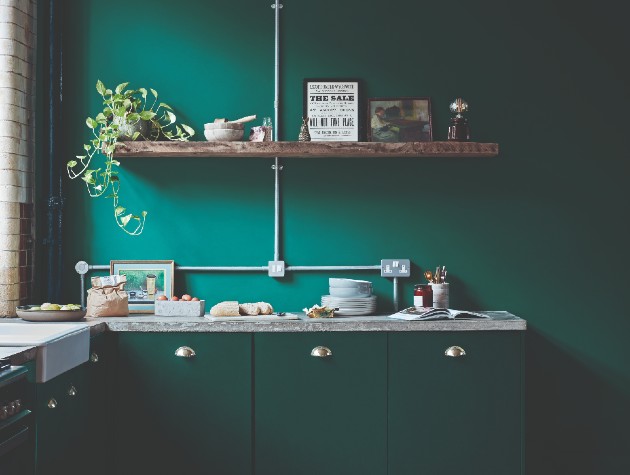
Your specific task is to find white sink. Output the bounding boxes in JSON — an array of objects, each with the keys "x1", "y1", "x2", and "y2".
[{"x1": 0, "y1": 322, "x2": 89, "y2": 382}]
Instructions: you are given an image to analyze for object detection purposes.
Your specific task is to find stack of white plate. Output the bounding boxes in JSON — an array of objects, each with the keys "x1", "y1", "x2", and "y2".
[
  {"x1": 324, "y1": 279, "x2": 376, "y2": 315},
  {"x1": 321, "y1": 295, "x2": 377, "y2": 316}
]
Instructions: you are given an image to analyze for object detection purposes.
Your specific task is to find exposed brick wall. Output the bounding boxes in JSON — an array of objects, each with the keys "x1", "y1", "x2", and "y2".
[{"x1": 0, "y1": 0, "x2": 36, "y2": 317}]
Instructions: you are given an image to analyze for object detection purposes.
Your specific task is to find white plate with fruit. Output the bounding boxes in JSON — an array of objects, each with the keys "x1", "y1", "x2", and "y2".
[{"x1": 16, "y1": 303, "x2": 86, "y2": 322}]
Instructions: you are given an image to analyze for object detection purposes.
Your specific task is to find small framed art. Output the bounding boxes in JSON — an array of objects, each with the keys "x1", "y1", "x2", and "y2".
[
  {"x1": 110, "y1": 260, "x2": 175, "y2": 313},
  {"x1": 303, "y1": 78, "x2": 364, "y2": 141},
  {"x1": 367, "y1": 97, "x2": 432, "y2": 142}
]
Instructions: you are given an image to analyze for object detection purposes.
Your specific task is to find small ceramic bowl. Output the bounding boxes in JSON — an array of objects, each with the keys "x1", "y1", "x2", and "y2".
[
  {"x1": 203, "y1": 122, "x2": 245, "y2": 141},
  {"x1": 329, "y1": 287, "x2": 372, "y2": 298},
  {"x1": 329, "y1": 278, "x2": 372, "y2": 289},
  {"x1": 204, "y1": 128, "x2": 244, "y2": 141}
]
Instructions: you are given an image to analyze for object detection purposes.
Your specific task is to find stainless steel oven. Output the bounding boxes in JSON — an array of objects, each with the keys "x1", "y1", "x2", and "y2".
[{"x1": 0, "y1": 360, "x2": 33, "y2": 475}]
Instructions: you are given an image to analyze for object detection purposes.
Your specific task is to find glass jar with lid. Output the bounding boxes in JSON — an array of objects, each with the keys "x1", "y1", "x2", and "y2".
[{"x1": 413, "y1": 284, "x2": 433, "y2": 308}]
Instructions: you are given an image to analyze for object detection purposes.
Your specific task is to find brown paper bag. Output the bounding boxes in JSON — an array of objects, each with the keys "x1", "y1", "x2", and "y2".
[{"x1": 87, "y1": 275, "x2": 129, "y2": 317}]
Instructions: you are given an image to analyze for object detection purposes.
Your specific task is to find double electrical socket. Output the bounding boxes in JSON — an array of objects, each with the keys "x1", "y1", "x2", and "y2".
[
  {"x1": 380, "y1": 259, "x2": 411, "y2": 277},
  {"x1": 268, "y1": 260, "x2": 285, "y2": 277}
]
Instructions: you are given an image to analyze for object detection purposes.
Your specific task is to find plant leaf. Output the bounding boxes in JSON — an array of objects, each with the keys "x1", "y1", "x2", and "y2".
[
  {"x1": 120, "y1": 214, "x2": 132, "y2": 227},
  {"x1": 110, "y1": 175, "x2": 120, "y2": 182},
  {"x1": 115, "y1": 206, "x2": 126, "y2": 216},
  {"x1": 150, "y1": 88, "x2": 158, "y2": 99},
  {"x1": 132, "y1": 131, "x2": 141, "y2": 140},
  {"x1": 115, "y1": 82, "x2": 130, "y2": 94},
  {"x1": 76, "y1": 155, "x2": 87, "y2": 159},
  {"x1": 96, "y1": 80, "x2": 106, "y2": 95},
  {"x1": 67, "y1": 160, "x2": 77, "y2": 167},
  {"x1": 86, "y1": 117, "x2": 97, "y2": 129},
  {"x1": 165, "y1": 111, "x2": 176, "y2": 125},
  {"x1": 181, "y1": 124, "x2": 195, "y2": 136},
  {"x1": 139, "y1": 111, "x2": 156, "y2": 120},
  {"x1": 127, "y1": 112, "x2": 140, "y2": 122},
  {"x1": 159, "y1": 102, "x2": 172, "y2": 110},
  {"x1": 141, "y1": 211, "x2": 148, "y2": 217}
]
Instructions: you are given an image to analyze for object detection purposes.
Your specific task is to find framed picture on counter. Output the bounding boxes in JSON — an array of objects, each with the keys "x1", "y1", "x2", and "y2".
[
  {"x1": 303, "y1": 78, "x2": 364, "y2": 141},
  {"x1": 110, "y1": 260, "x2": 174, "y2": 313},
  {"x1": 367, "y1": 97, "x2": 432, "y2": 142}
]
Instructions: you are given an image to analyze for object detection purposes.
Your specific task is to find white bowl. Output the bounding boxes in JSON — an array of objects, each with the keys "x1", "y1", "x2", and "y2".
[
  {"x1": 204, "y1": 128, "x2": 244, "y2": 141},
  {"x1": 329, "y1": 287, "x2": 372, "y2": 298},
  {"x1": 329, "y1": 278, "x2": 372, "y2": 289},
  {"x1": 203, "y1": 122, "x2": 245, "y2": 130}
]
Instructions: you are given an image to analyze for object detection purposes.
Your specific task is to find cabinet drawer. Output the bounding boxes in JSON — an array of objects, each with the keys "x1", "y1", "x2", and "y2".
[
  {"x1": 388, "y1": 331, "x2": 523, "y2": 475},
  {"x1": 255, "y1": 332, "x2": 387, "y2": 475}
]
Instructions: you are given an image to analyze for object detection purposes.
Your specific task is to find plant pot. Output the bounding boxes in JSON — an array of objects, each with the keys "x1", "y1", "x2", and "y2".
[{"x1": 113, "y1": 116, "x2": 151, "y2": 141}]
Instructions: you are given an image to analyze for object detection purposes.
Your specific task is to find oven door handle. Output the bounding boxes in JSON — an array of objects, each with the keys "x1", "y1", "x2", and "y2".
[{"x1": 0, "y1": 426, "x2": 29, "y2": 458}]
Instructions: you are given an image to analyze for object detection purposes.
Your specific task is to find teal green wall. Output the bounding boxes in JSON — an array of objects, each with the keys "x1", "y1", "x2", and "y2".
[{"x1": 51, "y1": 0, "x2": 629, "y2": 473}]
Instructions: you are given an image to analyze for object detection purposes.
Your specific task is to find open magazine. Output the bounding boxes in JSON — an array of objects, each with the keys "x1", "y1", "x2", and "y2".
[{"x1": 389, "y1": 307, "x2": 490, "y2": 321}]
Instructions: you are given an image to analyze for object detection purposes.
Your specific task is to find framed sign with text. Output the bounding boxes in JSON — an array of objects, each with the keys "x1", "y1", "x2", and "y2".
[{"x1": 303, "y1": 78, "x2": 363, "y2": 141}]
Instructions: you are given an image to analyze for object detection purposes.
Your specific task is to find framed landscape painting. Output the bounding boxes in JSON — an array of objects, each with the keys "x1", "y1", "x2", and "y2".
[{"x1": 110, "y1": 260, "x2": 174, "y2": 313}]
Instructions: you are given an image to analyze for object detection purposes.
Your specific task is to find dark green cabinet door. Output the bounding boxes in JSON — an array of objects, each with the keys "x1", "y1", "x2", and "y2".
[
  {"x1": 255, "y1": 332, "x2": 387, "y2": 475},
  {"x1": 388, "y1": 332, "x2": 523, "y2": 475},
  {"x1": 86, "y1": 333, "x2": 115, "y2": 475},
  {"x1": 35, "y1": 364, "x2": 89, "y2": 475},
  {"x1": 115, "y1": 333, "x2": 252, "y2": 475}
]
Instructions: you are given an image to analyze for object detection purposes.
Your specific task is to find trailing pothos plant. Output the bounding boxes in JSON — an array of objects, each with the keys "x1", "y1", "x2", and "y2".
[{"x1": 67, "y1": 80, "x2": 194, "y2": 235}]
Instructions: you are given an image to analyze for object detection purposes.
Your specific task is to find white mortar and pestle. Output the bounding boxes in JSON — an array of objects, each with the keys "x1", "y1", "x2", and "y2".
[{"x1": 204, "y1": 115, "x2": 256, "y2": 141}]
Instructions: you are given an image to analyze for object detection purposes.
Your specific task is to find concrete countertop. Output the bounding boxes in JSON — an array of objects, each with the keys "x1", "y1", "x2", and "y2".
[{"x1": 84, "y1": 310, "x2": 526, "y2": 334}]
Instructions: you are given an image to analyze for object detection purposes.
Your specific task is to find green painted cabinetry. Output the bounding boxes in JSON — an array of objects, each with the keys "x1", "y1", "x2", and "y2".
[
  {"x1": 86, "y1": 333, "x2": 115, "y2": 475},
  {"x1": 33, "y1": 363, "x2": 89, "y2": 475},
  {"x1": 255, "y1": 332, "x2": 388, "y2": 475},
  {"x1": 388, "y1": 331, "x2": 523, "y2": 474},
  {"x1": 114, "y1": 333, "x2": 252, "y2": 475}
]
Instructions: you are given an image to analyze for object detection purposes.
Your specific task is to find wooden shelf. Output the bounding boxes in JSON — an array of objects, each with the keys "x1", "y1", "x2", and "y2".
[{"x1": 114, "y1": 141, "x2": 499, "y2": 158}]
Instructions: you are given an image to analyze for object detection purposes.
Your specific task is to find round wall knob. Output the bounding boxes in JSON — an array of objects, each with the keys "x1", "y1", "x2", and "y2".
[
  {"x1": 0, "y1": 406, "x2": 8, "y2": 420},
  {"x1": 48, "y1": 398, "x2": 58, "y2": 409},
  {"x1": 175, "y1": 346, "x2": 196, "y2": 358},
  {"x1": 68, "y1": 386, "x2": 77, "y2": 397},
  {"x1": 7, "y1": 402, "x2": 16, "y2": 415},
  {"x1": 311, "y1": 346, "x2": 333, "y2": 358},
  {"x1": 90, "y1": 352, "x2": 99, "y2": 363},
  {"x1": 445, "y1": 346, "x2": 466, "y2": 357}
]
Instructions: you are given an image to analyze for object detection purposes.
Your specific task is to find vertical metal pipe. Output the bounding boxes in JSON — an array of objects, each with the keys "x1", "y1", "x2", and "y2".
[
  {"x1": 273, "y1": 0, "x2": 281, "y2": 139},
  {"x1": 80, "y1": 274, "x2": 85, "y2": 309},
  {"x1": 46, "y1": 0, "x2": 62, "y2": 302},
  {"x1": 393, "y1": 277, "x2": 399, "y2": 311},
  {"x1": 274, "y1": 158, "x2": 280, "y2": 261},
  {"x1": 56, "y1": 7, "x2": 64, "y2": 302},
  {"x1": 272, "y1": 0, "x2": 282, "y2": 262}
]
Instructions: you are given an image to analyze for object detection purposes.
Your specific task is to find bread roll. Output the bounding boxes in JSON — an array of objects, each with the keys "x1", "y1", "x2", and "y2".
[
  {"x1": 256, "y1": 301, "x2": 274, "y2": 315},
  {"x1": 239, "y1": 303, "x2": 260, "y2": 316},
  {"x1": 210, "y1": 301, "x2": 240, "y2": 317}
]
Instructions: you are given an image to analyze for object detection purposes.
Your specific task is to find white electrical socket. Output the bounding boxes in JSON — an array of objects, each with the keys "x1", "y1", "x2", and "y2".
[
  {"x1": 268, "y1": 260, "x2": 285, "y2": 277},
  {"x1": 380, "y1": 259, "x2": 411, "y2": 277}
]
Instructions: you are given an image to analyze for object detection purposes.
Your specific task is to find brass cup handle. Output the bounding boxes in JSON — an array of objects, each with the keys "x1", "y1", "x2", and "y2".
[
  {"x1": 445, "y1": 346, "x2": 466, "y2": 357},
  {"x1": 90, "y1": 352, "x2": 99, "y2": 363},
  {"x1": 48, "y1": 398, "x2": 58, "y2": 409},
  {"x1": 175, "y1": 346, "x2": 196, "y2": 358},
  {"x1": 311, "y1": 346, "x2": 333, "y2": 358},
  {"x1": 67, "y1": 385, "x2": 77, "y2": 397}
]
